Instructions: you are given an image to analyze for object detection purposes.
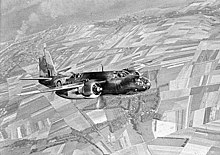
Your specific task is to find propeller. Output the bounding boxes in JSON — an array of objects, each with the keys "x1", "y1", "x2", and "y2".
[
  {"x1": 96, "y1": 95, "x2": 106, "y2": 109},
  {"x1": 47, "y1": 91, "x2": 55, "y2": 101}
]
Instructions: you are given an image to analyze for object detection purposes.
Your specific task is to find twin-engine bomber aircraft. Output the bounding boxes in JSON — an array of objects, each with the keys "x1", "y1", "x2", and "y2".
[{"x1": 19, "y1": 47, "x2": 151, "y2": 108}]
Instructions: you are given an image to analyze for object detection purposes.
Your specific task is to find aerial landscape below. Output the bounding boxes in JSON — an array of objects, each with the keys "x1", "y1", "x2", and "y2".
[{"x1": 0, "y1": 0, "x2": 220, "y2": 155}]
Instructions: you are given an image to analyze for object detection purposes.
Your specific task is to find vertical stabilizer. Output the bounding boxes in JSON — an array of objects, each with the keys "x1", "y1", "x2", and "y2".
[{"x1": 39, "y1": 44, "x2": 57, "y2": 77}]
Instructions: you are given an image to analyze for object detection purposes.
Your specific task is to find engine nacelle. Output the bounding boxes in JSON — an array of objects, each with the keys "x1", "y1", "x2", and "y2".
[
  {"x1": 54, "y1": 77, "x2": 67, "y2": 87},
  {"x1": 81, "y1": 82, "x2": 102, "y2": 98}
]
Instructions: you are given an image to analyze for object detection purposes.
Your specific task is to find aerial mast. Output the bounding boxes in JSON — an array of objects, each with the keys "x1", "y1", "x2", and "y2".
[{"x1": 101, "y1": 64, "x2": 103, "y2": 72}]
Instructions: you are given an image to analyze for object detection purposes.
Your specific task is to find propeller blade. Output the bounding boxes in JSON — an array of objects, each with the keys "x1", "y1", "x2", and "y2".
[
  {"x1": 96, "y1": 95, "x2": 106, "y2": 109},
  {"x1": 48, "y1": 91, "x2": 55, "y2": 101}
]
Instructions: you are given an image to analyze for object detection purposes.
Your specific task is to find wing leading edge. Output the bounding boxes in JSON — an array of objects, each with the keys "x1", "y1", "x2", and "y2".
[
  {"x1": 20, "y1": 77, "x2": 52, "y2": 80},
  {"x1": 18, "y1": 83, "x2": 84, "y2": 96}
]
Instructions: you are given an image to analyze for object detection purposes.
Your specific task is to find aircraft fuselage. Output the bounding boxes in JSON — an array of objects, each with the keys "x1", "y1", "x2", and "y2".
[{"x1": 38, "y1": 69, "x2": 151, "y2": 99}]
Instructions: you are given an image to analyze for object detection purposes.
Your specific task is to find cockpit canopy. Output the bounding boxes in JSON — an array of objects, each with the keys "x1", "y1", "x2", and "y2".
[
  {"x1": 113, "y1": 69, "x2": 140, "y2": 78},
  {"x1": 113, "y1": 70, "x2": 129, "y2": 78},
  {"x1": 123, "y1": 68, "x2": 140, "y2": 76}
]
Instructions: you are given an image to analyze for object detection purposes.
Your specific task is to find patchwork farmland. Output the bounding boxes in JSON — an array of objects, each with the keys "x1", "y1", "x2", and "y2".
[{"x1": 0, "y1": 0, "x2": 220, "y2": 154}]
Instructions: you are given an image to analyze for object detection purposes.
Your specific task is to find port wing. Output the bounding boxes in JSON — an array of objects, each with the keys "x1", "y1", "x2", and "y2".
[
  {"x1": 20, "y1": 77, "x2": 52, "y2": 81},
  {"x1": 18, "y1": 83, "x2": 84, "y2": 96}
]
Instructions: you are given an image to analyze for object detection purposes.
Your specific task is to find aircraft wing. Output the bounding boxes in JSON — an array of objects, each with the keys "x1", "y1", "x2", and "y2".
[
  {"x1": 20, "y1": 77, "x2": 52, "y2": 80},
  {"x1": 18, "y1": 83, "x2": 84, "y2": 96},
  {"x1": 94, "y1": 80, "x2": 106, "y2": 84}
]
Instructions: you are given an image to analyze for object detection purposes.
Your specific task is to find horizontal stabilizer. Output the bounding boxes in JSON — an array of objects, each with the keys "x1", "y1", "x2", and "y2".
[
  {"x1": 18, "y1": 83, "x2": 84, "y2": 96},
  {"x1": 20, "y1": 77, "x2": 52, "y2": 81}
]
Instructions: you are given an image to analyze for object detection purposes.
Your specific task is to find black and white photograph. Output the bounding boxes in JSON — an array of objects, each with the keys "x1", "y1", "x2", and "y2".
[{"x1": 0, "y1": 0, "x2": 220, "y2": 154}]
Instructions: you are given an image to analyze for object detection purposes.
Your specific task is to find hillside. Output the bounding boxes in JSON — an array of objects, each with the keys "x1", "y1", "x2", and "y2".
[{"x1": 1, "y1": 0, "x2": 193, "y2": 42}]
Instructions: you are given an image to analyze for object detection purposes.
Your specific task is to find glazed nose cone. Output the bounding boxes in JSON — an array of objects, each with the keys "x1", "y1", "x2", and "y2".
[
  {"x1": 141, "y1": 76, "x2": 151, "y2": 89},
  {"x1": 145, "y1": 81, "x2": 151, "y2": 89}
]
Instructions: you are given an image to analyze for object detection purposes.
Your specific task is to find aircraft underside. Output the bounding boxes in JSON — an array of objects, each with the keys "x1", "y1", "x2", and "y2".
[{"x1": 55, "y1": 80, "x2": 148, "y2": 100}]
